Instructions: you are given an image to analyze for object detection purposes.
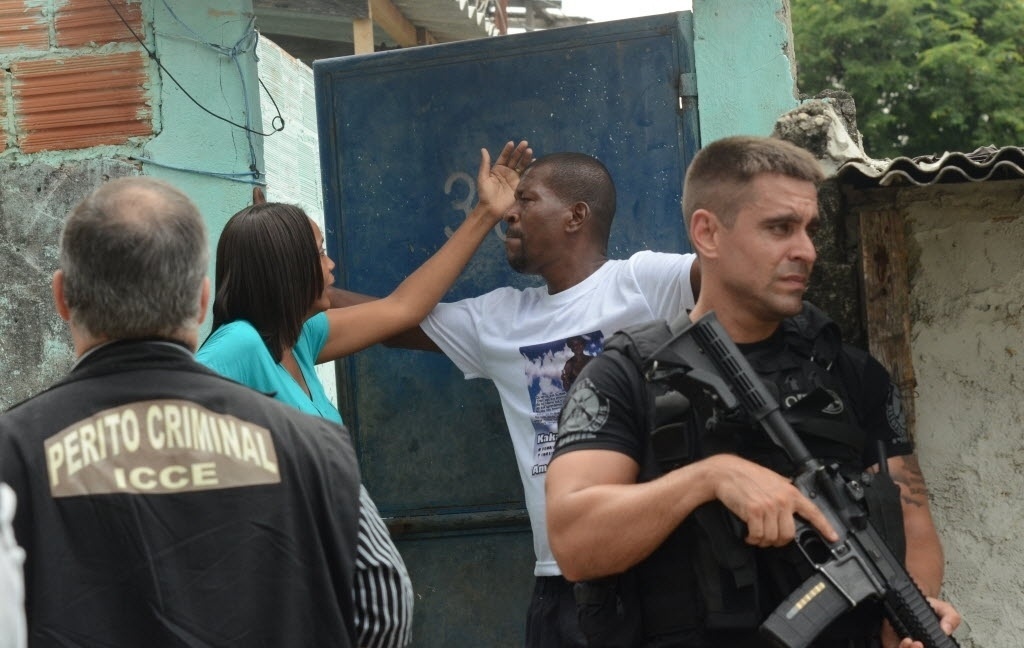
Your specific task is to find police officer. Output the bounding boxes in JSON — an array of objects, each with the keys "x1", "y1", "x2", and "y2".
[
  {"x1": 545, "y1": 136, "x2": 961, "y2": 648},
  {"x1": 0, "y1": 177, "x2": 410, "y2": 647}
]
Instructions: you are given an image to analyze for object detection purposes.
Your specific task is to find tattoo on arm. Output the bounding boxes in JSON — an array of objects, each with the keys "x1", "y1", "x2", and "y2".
[{"x1": 892, "y1": 454, "x2": 929, "y2": 508}]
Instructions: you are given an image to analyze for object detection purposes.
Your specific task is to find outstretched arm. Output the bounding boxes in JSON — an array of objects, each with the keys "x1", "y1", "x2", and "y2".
[
  {"x1": 326, "y1": 287, "x2": 440, "y2": 351},
  {"x1": 326, "y1": 287, "x2": 376, "y2": 310},
  {"x1": 316, "y1": 141, "x2": 531, "y2": 363}
]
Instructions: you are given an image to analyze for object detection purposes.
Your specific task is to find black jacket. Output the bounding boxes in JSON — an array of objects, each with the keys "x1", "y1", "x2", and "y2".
[{"x1": 0, "y1": 339, "x2": 361, "y2": 648}]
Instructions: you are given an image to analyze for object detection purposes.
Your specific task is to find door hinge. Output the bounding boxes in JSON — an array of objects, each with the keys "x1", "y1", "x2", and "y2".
[{"x1": 679, "y1": 72, "x2": 698, "y2": 99}]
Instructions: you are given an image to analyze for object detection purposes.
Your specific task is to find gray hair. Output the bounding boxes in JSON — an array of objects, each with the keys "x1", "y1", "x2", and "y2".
[{"x1": 59, "y1": 176, "x2": 208, "y2": 340}]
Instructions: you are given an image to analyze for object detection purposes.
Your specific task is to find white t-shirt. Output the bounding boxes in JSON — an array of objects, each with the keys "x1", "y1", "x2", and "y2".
[{"x1": 422, "y1": 250, "x2": 697, "y2": 576}]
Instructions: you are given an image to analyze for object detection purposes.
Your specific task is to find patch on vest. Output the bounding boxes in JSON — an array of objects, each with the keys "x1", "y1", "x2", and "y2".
[
  {"x1": 557, "y1": 378, "x2": 610, "y2": 442},
  {"x1": 821, "y1": 389, "x2": 845, "y2": 415},
  {"x1": 886, "y1": 383, "x2": 909, "y2": 443},
  {"x1": 783, "y1": 388, "x2": 845, "y2": 416}
]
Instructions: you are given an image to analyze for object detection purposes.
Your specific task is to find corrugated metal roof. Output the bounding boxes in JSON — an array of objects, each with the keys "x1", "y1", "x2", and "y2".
[{"x1": 836, "y1": 145, "x2": 1024, "y2": 189}]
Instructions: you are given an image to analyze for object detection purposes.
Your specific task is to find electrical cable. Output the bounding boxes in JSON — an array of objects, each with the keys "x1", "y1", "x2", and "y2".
[
  {"x1": 130, "y1": 155, "x2": 267, "y2": 185},
  {"x1": 104, "y1": 0, "x2": 285, "y2": 138},
  {"x1": 102, "y1": 0, "x2": 288, "y2": 185}
]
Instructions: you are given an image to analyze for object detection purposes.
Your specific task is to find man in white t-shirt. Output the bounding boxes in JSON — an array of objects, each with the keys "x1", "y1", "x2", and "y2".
[{"x1": 332, "y1": 152, "x2": 699, "y2": 647}]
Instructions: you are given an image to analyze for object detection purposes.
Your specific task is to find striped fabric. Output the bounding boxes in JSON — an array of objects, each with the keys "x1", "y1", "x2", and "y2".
[{"x1": 354, "y1": 485, "x2": 414, "y2": 648}]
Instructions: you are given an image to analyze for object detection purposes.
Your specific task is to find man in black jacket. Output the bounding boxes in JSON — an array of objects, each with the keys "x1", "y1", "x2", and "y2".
[{"x1": 0, "y1": 177, "x2": 410, "y2": 647}]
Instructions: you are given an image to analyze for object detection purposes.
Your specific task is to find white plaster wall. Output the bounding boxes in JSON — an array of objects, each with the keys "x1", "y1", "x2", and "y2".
[
  {"x1": 255, "y1": 35, "x2": 339, "y2": 411},
  {"x1": 906, "y1": 180, "x2": 1024, "y2": 647}
]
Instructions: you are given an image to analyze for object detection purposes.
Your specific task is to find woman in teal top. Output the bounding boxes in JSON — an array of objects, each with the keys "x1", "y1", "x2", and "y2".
[
  {"x1": 198, "y1": 311, "x2": 342, "y2": 423},
  {"x1": 197, "y1": 141, "x2": 531, "y2": 421}
]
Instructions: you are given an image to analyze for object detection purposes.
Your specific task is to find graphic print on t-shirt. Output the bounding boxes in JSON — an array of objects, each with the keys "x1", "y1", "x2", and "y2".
[{"x1": 520, "y1": 330, "x2": 604, "y2": 477}]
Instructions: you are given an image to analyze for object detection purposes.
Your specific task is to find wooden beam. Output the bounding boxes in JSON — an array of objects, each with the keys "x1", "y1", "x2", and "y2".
[
  {"x1": 352, "y1": 18, "x2": 374, "y2": 54},
  {"x1": 370, "y1": 0, "x2": 437, "y2": 47},
  {"x1": 859, "y1": 208, "x2": 917, "y2": 439}
]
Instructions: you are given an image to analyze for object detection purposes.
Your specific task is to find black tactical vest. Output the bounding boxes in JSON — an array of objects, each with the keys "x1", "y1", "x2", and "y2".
[{"x1": 577, "y1": 304, "x2": 905, "y2": 647}]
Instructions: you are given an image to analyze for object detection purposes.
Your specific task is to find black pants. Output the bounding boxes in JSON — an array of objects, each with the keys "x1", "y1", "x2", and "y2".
[
  {"x1": 525, "y1": 575, "x2": 588, "y2": 648},
  {"x1": 646, "y1": 631, "x2": 881, "y2": 648},
  {"x1": 524, "y1": 575, "x2": 880, "y2": 648}
]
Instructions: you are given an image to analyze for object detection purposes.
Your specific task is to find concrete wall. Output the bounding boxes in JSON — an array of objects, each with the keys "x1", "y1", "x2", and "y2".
[
  {"x1": 1, "y1": 0, "x2": 260, "y2": 409},
  {"x1": 844, "y1": 180, "x2": 1023, "y2": 647},
  {"x1": 0, "y1": 159, "x2": 139, "y2": 408},
  {"x1": 902, "y1": 180, "x2": 1024, "y2": 647},
  {"x1": 769, "y1": 93, "x2": 1021, "y2": 644}
]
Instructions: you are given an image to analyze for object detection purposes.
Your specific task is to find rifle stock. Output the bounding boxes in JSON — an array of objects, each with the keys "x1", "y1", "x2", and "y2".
[{"x1": 658, "y1": 312, "x2": 958, "y2": 648}]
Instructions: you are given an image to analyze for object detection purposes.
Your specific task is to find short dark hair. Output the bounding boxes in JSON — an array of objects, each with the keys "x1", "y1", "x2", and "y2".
[
  {"x1": 60, "y1": 177, "x2": 207, "y2": 340},
  {"x1": 211, "y1": 203, "x2": 322, "y2": 362},
  {"x1": 682, "y1": 136, "x2": 825, "y2": 229},
  {"x1": 528, "y1": 153, "x2": 616, "y2": 244}
]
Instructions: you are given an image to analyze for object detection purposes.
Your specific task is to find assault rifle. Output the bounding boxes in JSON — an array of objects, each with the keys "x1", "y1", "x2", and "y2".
[{"x1": 646, "y1": 311, "x2": 958, "y2": 648}]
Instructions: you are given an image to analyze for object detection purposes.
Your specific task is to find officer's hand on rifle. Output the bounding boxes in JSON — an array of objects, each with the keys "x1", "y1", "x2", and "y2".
[
  {"x1": 704, "y1": 454, "x2": 839, "y2": 547},
  {"x1": 881, "y1": 597, "x2": 962, "y2": 648}
]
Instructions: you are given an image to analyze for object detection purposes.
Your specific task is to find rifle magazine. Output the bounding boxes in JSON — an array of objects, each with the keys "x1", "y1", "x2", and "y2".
[{"x1": 759, "y1": 574, "x2": 850, "y2": 648}]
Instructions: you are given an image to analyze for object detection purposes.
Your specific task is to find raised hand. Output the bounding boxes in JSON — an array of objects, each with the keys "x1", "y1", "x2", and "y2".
[{"x1": 476, "y1": 140, "x2": 533, "y2": 220}]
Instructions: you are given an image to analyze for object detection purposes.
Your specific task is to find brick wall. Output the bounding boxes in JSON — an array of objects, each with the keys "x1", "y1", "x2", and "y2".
[
  {"x1": 1, "y1": 0, "x2": 261, "y2": 408},
  {"x1": 0, "y1": 0, "x2": 150, "y2": 154},
  {"x1": 1, "y1": 0, "x2": 153, "y2": 407}
]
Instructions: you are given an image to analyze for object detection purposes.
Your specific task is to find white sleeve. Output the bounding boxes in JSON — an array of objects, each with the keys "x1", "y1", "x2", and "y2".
[
  {"x1": 0, "y1": 484, "x2": 26, "y2": 648},
  {"x1": 628, "y1": 251, "x2": 697, "y2": 320},
  {"x1": 420, "y1": 293, "x2": 499, "y2": 380}
]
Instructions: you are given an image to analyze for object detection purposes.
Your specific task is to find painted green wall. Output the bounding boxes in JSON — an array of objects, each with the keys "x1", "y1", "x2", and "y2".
[
  {"x1": 693, "y1": 0, "x2": 799, "y2": 144},
  {"x1": 144, "y1": 0, "x2": 262, "y2": 340}
]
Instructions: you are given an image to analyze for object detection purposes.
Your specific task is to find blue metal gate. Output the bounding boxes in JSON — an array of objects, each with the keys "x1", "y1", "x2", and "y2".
[{"x1": 314, "y1": 12, "x2": 698, "y2": 645}]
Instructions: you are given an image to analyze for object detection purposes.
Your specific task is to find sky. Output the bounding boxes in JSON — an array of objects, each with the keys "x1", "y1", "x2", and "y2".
[{"x1": 561, "y1": 0, "x2": 692, "y2": 22}]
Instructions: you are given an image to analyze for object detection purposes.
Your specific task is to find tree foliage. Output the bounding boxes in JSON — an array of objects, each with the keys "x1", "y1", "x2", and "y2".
[{"x1": 791, "y1": 0, "x2": 1024, "y2": 158}]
